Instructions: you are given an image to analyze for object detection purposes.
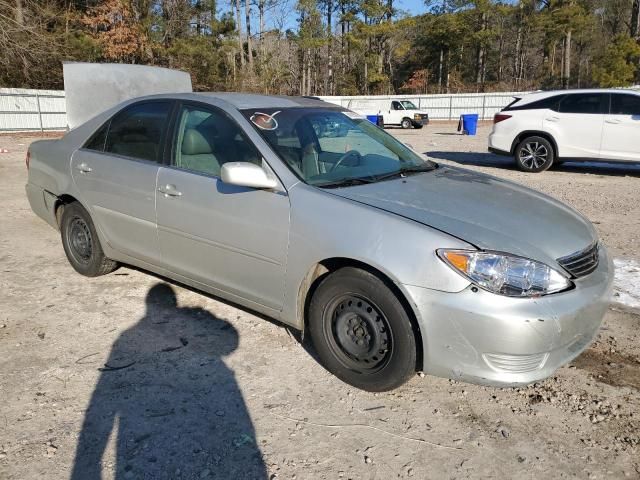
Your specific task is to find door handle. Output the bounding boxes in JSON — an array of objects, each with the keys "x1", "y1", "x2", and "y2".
[
  {"x1": 77, "y1": 163, "x2": 92, "y2": 173},
  {"x1": 605, "y1": 119, "x2": 621, "y2": 124},
  {"x1": 158, "y1": 184, "x2": 182, "y2": 198},
  {"x1": 545, "y1": 116, "x2": 560, "y2": 122}
]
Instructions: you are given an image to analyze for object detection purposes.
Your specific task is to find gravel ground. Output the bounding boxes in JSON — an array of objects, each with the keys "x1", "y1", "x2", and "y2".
[{"x1": 0, "y1": 127, "x2": 639, "y2": 480}]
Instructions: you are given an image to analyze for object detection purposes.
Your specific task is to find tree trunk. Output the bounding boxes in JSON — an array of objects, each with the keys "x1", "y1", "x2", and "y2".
[
  {"x1": 562, "y1": 29, "x2": 571, "y2": 89},
  {"x1": 438, "y1": 48, "x2": 443, "y2": 93},
  {"x1": 15, "y1": 0, "x2": 24, "y2": 25},
  {"x1": 236, "y1": 0, "x2": 245, "y2": 67},
  {"x1": 514, "y1": 4, "x2": 523, "y2": 88},
  {"x1": 632, "y1": 0, "x2": 640, "y2": 38},
  {"x1": 259, "y1": 0, "x2": 265, "y2": 62},
  {"x1": 245, "y1": 0, "x2": 253, "y2": 68},
  {"x1": 327, "y1": 0, "x2": 333, "y2": 95},
  {"x1": 475, "y1": 11, "x2": 486, "y2": 90}
]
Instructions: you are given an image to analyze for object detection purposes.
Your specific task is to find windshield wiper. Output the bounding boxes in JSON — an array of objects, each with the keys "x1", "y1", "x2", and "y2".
[
  {"x1": 316, "y1": 177, "x2": 376, "y2": 189},
  {"x1": 372, "y1": 163, "x2": 437, "y2": 182}
]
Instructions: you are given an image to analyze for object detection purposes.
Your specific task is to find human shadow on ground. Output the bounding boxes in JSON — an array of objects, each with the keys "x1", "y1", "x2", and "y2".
[
  {"x1": 428, "y1": 151, "x2": 640, "y2": 177},
  {"x1": 71, "y1": 283, "x2": 267, "y2": 480}
]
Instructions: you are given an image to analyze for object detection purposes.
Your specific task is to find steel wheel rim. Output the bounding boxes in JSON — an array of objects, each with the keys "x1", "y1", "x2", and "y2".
[
  {"x1": 322, "y1": 294, "x2": 393, "y2": 374},
  {"x1": 519, "y1": 142, "x2": 548, "y2": 169},
  {"x1": 67, "y1": 216, "x2": 93, "y2": 264}
]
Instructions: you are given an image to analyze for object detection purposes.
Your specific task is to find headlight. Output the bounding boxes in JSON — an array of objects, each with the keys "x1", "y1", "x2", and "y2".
[
  {"x1": 437, "y1": 249, "x2": 572, "y2": 297},
  {"x1": 413, "y1": 113, "x2": 421, "y2": 120}
]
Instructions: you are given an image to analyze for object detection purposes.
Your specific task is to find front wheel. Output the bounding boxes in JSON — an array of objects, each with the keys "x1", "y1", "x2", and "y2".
[
  {"x1": 60, "y1": 202, "x2": 118, "y2": 277},
  {"x1": 401, "y1": 118, "x2": 412, "y2": 129},
  {"x1": 308, "y1": 267, "x2": 417, "y2": 392},
  {"x1": 515, "y1": 136, "x2": 554, "y2": 172}
]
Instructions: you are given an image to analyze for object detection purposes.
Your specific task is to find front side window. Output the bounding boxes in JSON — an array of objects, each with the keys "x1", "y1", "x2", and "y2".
[
  {"x1": 401, "y1": 101, "x2": 418, "y2": 110},
  {"x1": 559, "y1": 94, "x2": 606, "y2": 114},
  {"x1": 392, "y1": 101, "x2": 404, "y2": 110},
  {"x1": 173, "y1": 105, "x2": 261, "y2": 177},
  {"x1": 105, "y1": 102, "x2": 172, "y2": 162},
  {"x1": 243, "y1": 108, "x2": 435, "y2": 187},
  {"x1": 84, "y1": 122, "x2": 109, "y2": 151},
  {"x1": 610, "y1": 94, "x2": 640, "y2": 115}
]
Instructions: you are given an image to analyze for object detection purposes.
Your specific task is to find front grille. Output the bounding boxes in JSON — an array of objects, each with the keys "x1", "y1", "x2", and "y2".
[
  {"x1": 483, "y1": 352, "x2": 548, "y2": 373},
  {"x1": 557, "y1": 242, "x2": 599, "y2": 278}
]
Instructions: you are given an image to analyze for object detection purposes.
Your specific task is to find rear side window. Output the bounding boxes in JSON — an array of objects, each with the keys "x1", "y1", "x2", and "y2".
[
  {"x1": 504, "y1": 95, "x2": 562, "y2": 112},
  {"x1": 84, "y1": 122, "x2": 109, "y2": 151},
  {"x1": 105, "y1": 102, "x2": 172, "y2": 162},
  {"x1": 610, "y1": 94, "x2": 640, "y2": 115},
  {"x1": 559, "y1": 94, "x2": 606, "y2": 114}
]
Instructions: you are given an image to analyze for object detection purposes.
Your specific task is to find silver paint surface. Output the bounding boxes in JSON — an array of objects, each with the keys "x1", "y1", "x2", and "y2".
[{"x1": 25, "y1": 92, "x2": 613, "y2": 386}]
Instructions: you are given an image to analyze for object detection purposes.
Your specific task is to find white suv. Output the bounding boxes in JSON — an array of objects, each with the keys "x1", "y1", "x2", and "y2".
[{"x1": 488, "y1": 89, "x2": 640, "y2": 172}]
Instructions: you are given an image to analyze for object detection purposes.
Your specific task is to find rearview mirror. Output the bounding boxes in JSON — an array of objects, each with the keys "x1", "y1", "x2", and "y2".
[{"x1": 221, "y1": 162, "x2": 278, "y2": 189}]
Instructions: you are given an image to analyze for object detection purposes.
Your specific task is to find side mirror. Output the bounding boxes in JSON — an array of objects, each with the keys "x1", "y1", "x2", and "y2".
[{"x1": 220, "y1": 162, "x2": 278, "y2": 189}]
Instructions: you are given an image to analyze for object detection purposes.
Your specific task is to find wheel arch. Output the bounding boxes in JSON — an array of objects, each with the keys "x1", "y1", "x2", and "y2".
[
  {"x1": 511, "y1": 131, "x2": 559, "y2": 158},
  {"x1": 54, "y1": 194, "x2": 83, "y2": 228},
  {"x1": 297, "y1": 257, "x2": 424, "y2": 370}
]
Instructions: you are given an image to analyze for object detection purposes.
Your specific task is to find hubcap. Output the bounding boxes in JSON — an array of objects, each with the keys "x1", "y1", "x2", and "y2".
[
  {"x1": 68, "y1": 216, "x2": 92, "y2": 263},
  {"x1": 519, "y1": 142, "x2": 548, "y2": 169},
  {"x1": 324, "y1": 294, "x2": 392, "y2": 373}
]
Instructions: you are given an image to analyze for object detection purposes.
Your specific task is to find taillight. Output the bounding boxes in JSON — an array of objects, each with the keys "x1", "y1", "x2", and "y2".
[
  {"x1": 25, "y1": 149, "x2": 31, "y2": 170},
  {"x1": 493, "y1": 113, "x2": 512, "y2": 124}
]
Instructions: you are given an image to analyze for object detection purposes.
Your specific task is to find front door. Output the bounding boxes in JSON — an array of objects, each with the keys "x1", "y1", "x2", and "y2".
[
  {"x1": 600, "y1": 93, "x2": 640, "y2": 162},
  {"x1": 155, "y1": 102, "x2": 290, "y2": 310},
  {"x1": 70, "y1": 101, "x2": 173, "y2": 266}
]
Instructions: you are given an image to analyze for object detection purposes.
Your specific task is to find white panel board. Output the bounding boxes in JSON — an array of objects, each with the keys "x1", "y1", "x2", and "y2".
[{"x1": 63, "y1": 63, "x2": 192, "y2": 128}]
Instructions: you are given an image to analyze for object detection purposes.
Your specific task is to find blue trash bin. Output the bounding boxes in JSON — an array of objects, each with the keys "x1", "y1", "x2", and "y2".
[
  {"x1": 366, "y1": 114, "x2": 384, "y2": 128},
  {"x1": 460, "y1": 113, "x2": 479, "y2": 136}
]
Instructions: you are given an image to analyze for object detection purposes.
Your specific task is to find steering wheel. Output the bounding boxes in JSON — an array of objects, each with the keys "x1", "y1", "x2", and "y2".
[{"x1": 329, "y1": 150, "x2": 361, "y2": 173}]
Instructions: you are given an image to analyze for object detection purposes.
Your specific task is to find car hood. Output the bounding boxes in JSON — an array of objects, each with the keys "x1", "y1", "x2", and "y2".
[{"x1": 328, "y1": 166, "x2": 597, "y2": 268}]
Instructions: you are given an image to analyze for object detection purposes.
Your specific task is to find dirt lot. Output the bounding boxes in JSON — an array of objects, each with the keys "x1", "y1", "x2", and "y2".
[{"x1": 1, "y1": 126, "x2": 639, "y2": 480}]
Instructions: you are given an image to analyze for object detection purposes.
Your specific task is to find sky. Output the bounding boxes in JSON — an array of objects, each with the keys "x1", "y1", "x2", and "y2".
[{"x1": 232, "y1": 0, "x2": 519, "y2": 33}]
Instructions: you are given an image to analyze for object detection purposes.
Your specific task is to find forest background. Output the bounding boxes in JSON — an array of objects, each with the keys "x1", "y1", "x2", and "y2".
[{"x1": 2, "y1": 0, "x2": 640, "y2": 95}]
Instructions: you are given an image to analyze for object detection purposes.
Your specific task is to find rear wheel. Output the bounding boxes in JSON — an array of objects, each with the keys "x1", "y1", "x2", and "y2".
[
  {"x1": 60, "y1": 202, "x2": 118, "y2": 277},
  {"x1": 308, "y1": 267, "x2": 417, "y2": 392},
  {"x1": 401, "y1": 118, "x2": 412, "y2": 129},
  {"x1": 515, "y1": 136, "x2": 554, "y2": 173}
]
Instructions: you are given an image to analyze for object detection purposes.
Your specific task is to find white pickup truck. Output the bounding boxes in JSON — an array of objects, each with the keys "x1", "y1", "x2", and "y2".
[{"x1": 346, "y1": 99, "x2": 430, "y2": 129}]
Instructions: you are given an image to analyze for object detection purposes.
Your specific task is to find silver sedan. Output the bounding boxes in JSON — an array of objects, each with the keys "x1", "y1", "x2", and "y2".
[{"x1": 25, "y1": 93, "x2": 613, "y2": 391}]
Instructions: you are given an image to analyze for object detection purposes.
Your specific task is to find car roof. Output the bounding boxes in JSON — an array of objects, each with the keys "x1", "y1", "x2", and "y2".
[
  {"x1": 195, "y1": 92, "x2": 335, "y2": 109},
  {"x1": 515, "y1": 88, "x2": 640, "y2": 105}
]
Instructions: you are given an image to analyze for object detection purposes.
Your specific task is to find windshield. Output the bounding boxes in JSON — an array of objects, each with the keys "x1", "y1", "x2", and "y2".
[
  {"x1": 242, "y1": 108, "x2": 435, "y2": 187},
  {"x1": 401, "y1": 101, "x2": 418, "y2": 110}
]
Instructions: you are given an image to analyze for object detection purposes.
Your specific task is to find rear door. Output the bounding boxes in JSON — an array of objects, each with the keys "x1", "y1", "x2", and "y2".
[
  {"x1": 544, "y1": 93, "x2": 607, "y2": 158},
  {"x1": 71, "y1": 100, "x2": 173, "y2": 266},
  {"x1": 155, "y1": 101, "x2": 290, "y2": 310},
  {"x1": 600, "y1": 93, "x2": 640, "y2": 162}
]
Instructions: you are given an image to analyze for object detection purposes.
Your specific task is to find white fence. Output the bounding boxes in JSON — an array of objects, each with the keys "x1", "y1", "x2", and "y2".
[
  {"x1": 0, "y1": 88, "x2": 529, "y2": 131},
  {"x1": 319, "y1": 92, "x2": 529, "y2": 120},
  {"x1": 0, "y1": 88, "x2": 67, "y2": 132}
]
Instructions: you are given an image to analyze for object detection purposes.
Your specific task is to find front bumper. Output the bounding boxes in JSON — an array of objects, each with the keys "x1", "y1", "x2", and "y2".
[
  {"x1": 404, "y1": 245, "x2": 614, "y2": 387},
  {"x1": 412, "y1": 114, "x2": 429, "y2": 126}
]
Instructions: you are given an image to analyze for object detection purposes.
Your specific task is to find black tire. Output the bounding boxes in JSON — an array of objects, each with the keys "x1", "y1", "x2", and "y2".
[
  {"x1": 515, "y1": 136, "x2": 554, "y2": 173},
  {"x1": 308, "y1": 267, "x2": 417, "y2": 392},
  {"x1": 401, "y1": 118, "x2": 412, "y2": 129},
  {"x1": 60, "y1": 202, "x2": 118, "y2": 277}
]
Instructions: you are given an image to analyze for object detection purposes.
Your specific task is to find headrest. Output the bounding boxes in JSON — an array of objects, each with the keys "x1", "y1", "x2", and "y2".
[{"x1": 182, "y1": 128, "x2": 213, "y2": 155}]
